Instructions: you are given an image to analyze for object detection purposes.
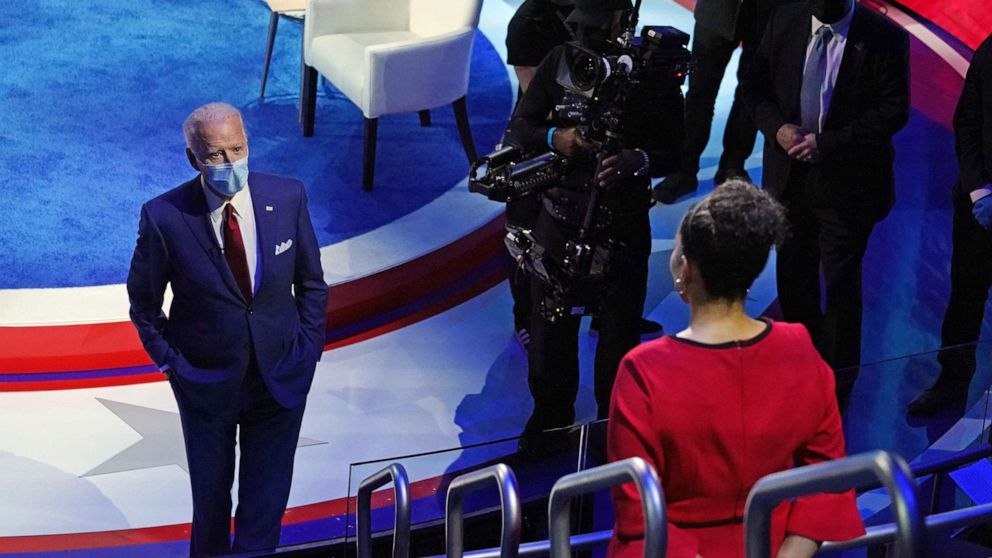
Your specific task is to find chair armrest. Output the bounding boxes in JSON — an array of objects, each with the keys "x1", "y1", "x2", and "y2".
[
  {"x1": 363, "y1": 28, "x2": 476, "y2": 118},
  {"x1": 304, "y1": 0, "x2": 409, "y2": 62}
]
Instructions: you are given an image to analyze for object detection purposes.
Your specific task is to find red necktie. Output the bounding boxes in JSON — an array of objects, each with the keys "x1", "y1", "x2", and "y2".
[{"x1": 223, "y1": 204, "x2": 252, "y2": 300}]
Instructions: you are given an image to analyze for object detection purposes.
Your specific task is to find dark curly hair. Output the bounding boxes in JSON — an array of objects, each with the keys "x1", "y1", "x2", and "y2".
[{"x1": 678, "y1": 179, "x2": 787, "y2": 302}]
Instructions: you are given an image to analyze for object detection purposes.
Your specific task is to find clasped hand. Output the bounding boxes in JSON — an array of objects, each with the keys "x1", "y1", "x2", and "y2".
[
  {"x1": 596, "y1": 150, "x2": 644, "y2": 188},
  {"x1": 973, "y1": 195, "x2": 992, "y2": 230},
  {"x1": 551, "y1": 127, "x2": 642, "y2": 188},
  {"x1": 777, "y1": 123, "x2": 820, "y2": 164}
]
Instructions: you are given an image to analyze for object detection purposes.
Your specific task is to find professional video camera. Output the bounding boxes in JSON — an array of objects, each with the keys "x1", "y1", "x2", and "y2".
[
  {"x1": 468, "y1": 0, "x2": 690, "y2": 320},
  {"x1": 469, "y1": 18, "x2": 690, "y2": 202},
  {"x1": 504, "y1": 227, "x2": 621, "y2": 321}
]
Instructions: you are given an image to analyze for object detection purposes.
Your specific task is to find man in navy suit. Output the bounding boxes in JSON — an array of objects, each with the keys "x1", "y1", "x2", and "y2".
[
  {"x1": 127, "y1": 102, "x2": 327, "y2": 556},
  {"x1": 742, "y1": 0, "x2": 909, "y2": 405}
]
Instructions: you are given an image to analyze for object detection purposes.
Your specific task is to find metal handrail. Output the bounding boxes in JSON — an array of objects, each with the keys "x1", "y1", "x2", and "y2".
[
  {"x1": 851, "y1": 444, "x2": 992, "y2": 493},
  {"x1": 820, "y1": 500, "x2": 992, "y2": 553},
  {"x1": 744, "y1": 451, "x2": 923, "y2": 558},
  {"x1": 433, "y1": 529, "x2": 612, "y2": 558},
  {"x1": 443, "y1": 499, "x2": 992, "y2": 558},
  {"x1": 911, "y1": 444, "x2": 992, "y2": 478},
  {"x1": 899, "y1": 444, "x2": 991, "y2": 516},
  {"x1": 445, "y1": 463, "x2": 521, "y2": 558},
  {"x1": 548, "y1": 457, "x2": 666, "y2": 558},
  {"x1": 357, "y1": 463, "x2": 411, "y2": 558}
]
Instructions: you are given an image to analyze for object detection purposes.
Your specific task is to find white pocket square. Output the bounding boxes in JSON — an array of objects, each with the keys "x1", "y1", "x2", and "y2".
[{"x1": 275, "y1": 239, "x2": 293, "y2": 255}]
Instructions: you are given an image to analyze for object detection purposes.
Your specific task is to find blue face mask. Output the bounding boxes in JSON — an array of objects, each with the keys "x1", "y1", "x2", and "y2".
[{"x1": 202, "y1": 157, "x2": 249, "y2": 197}]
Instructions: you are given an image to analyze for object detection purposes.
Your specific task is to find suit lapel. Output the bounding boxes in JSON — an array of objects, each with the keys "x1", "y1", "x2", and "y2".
[
  {"x1": 785, "y1": 5, "x2": 813, "y2": 119},
  {"x1": 179, "y1": 178, "x2": 247, "y2": 302},
  {"x1": 250, "y1": 177, "x2": 274, "y2": 297},
  {"x1": 827, "y1": 5, "x2": 868, "y2": 124}
]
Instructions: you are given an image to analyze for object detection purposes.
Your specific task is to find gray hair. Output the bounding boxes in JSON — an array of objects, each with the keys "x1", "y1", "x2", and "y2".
[{"x1": 182, "y1": 102, "x2": 245, "y2": 156}]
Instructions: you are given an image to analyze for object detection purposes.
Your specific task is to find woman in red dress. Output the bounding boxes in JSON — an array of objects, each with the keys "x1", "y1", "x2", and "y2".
[{"x1": 607, "y1": 181, "x2": 864, "y2": 558}]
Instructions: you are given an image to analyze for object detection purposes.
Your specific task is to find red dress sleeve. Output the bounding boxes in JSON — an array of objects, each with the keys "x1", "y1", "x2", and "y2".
[
  {"x1": 607, "y1": 353, "x2": 700, "y2": 558},
  {"x1": 784, "y1": 356, "x2": 866, "y2": 542}
]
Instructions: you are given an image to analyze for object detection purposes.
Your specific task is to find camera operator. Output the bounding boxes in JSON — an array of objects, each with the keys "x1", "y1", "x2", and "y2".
[
  {"x1": 505, "y1": 0, "x2": 576, "y2": 349},
  {"x1": 504, "y1": 0, "x2": 684, "y2": 449}
]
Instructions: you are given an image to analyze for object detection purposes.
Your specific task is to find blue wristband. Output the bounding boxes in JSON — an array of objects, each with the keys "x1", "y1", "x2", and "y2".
[{"x1": 547, "y1": 127, "x2": 557, "y2": 149}]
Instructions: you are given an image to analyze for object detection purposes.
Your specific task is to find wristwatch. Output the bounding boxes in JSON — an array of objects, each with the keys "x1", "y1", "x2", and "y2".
[{"x1": 632, "y1": 148, "x2": 650, "y2": 177}]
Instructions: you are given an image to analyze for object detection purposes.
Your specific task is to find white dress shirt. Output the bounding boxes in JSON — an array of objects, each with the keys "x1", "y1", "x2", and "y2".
[
  {"x1": 970, "y1": 186, "x2": 992, "y2": 203},
  {"x1": 201, "y1": 178, "x2": 260, "y2": 294},
  {"x1": 804, "y1": 3, "x2": 856, "y2": 132}
]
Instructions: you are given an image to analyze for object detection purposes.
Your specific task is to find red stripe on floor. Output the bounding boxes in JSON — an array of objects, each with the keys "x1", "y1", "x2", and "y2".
[
  {"x1": 0, "y1": 471, "x2": 447, "y2": 552},
  {"x1": 0, "y1": 216, "x2": 506, "y2": 379}
]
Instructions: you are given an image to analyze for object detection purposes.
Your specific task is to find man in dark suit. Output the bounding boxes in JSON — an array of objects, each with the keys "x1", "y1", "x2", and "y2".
[
  {"x1": 742, "y1": 0, "x2": 910, "y2": 403},
  {"x1": 127, "y1": 102, "x2": 327, "y2": 556},
  {"x1": 909, "y1": 33, "x2": 992, "y2": 416},
  {"x1": 655, "y1": 0, "x2": 779, "y2": 202}
]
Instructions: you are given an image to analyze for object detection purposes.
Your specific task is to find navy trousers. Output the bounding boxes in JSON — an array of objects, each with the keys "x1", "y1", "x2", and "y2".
[{"x1": 170, "y1": 361, "x2": 306, "y2": 557}]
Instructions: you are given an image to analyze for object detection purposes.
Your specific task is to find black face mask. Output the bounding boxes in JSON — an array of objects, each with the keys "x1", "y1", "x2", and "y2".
[{"x1": 810, "y1": 0, "x2": 851, "y2": 24}]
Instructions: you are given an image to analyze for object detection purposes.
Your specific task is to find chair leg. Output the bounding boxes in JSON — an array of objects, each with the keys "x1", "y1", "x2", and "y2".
[
  {"x1": 418, "y1": 109, "x2": 432, "y2": 127},
  {"x1": 260, "y1": 12, "x2": 279, "y2": 98},
  {"x1": 301, "y1": 65, "x2": 318, "y2": 137},
  {"x1": 452, "y1": 96, "x2": 477, "y2": 162},
  {"x1": 363, "y1": 117, "x2": 378, "y2": 191},
  {"x1": 298, "y1": 20, "x2": 306, "y2": 123}
]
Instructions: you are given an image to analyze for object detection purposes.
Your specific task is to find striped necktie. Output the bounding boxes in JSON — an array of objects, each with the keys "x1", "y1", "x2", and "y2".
[
  {"x1": 223, "y1": 203, "x2": 252, "y2": 300},
  {"x1": 800, "y1": 25, "x2": 834, "y2": 132}
]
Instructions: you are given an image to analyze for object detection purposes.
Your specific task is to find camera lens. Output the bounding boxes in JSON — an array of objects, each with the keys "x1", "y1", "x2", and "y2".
[{"x1": 571, "y1": 52, "x2": 600, "y2": 91}]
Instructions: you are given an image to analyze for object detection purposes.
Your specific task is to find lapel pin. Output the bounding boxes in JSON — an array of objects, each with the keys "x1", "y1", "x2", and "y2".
[{"x1": 265, "y1": 205, "x2": 274, "y2": 212}]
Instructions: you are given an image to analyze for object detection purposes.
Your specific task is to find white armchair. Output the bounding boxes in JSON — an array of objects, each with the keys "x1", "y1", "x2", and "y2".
[{"x1": 301, "y1": 0, "x2": 483, "y2": 190}]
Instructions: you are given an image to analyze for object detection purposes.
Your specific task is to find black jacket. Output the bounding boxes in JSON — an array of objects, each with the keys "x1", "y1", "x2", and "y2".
[
  {"x1": 694, "y1": 0, "x2": 781, "y2": 43},
  {"x1": 954, "y1": 33, "x2": 992, "y2": 198}
]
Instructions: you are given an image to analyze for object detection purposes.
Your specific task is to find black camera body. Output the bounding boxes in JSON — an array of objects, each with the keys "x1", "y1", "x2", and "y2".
[
  {"x1": 469, "y1": 25, "x2": 689, "y2": 203},
  {"x1": 470, "y1": 18, "x2": 690, "y2": 320},
  {"x1": 504, "y1": 227, "x2": 620, "y2": 320},
  {"x1": 468, "y1": 148, "x2": 566, "y2": 203},
  {"x1": 555, "y1": 25, "x2": 690, "y2": 148}
]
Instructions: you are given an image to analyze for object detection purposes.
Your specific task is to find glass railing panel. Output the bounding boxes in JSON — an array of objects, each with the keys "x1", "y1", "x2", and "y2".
[
  {"x1": 842, "y1": 340, "x2": 992, "y2": 461},
  {"x1": 343, "y1": 423, "x2": 587, "y2": 554},
  {"x1": 268, "y1": 341, "x2": 992, "y2": 554}
]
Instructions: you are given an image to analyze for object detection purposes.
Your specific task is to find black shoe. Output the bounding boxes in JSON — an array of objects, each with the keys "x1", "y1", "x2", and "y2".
[
  {"x1": 907, "y1": 385, "x2": 969, "y2": 417},
  {"x1": 713, "y1": 167, "x2": 752, "y2": 186},
  {"x1": 516, "y1": 428, "x2": 571, "y2": 462},
  {"x1": 653, "y1": 171, "x2": 698, "y2": 204},
  {"x1": 639, "y1": 319, "x2": 664, "y2": 339},
  {"x1": 589, "y1": 318, "x2": 663, "y2": 339}
]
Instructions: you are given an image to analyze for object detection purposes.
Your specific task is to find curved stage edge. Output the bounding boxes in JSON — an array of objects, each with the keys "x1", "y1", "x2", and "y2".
[{"x1": 0, "y1": 212, "x2": 508, "y2": 389}]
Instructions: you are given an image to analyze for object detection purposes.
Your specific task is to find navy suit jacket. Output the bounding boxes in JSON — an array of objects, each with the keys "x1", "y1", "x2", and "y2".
[
  {"x1": 743, "y1": 2, "x2": 910, "y2": 223},
  {"x1": 127, "y1": 172, "x2": 328, "y2": 416}
]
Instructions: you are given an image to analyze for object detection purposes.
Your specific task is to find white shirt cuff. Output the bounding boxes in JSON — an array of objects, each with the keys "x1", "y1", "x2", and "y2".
[{"x1": 970, "y1": 185, "x2": 992, "y2": 203}]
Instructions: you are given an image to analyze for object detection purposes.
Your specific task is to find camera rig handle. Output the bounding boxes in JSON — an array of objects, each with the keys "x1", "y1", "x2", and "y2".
[
  {"x1": 621, "y1": 0, "x2": 644, "y2": 48},
  {"x1": 577, "y1": 150, "x2": 617, "y2": 240}
]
